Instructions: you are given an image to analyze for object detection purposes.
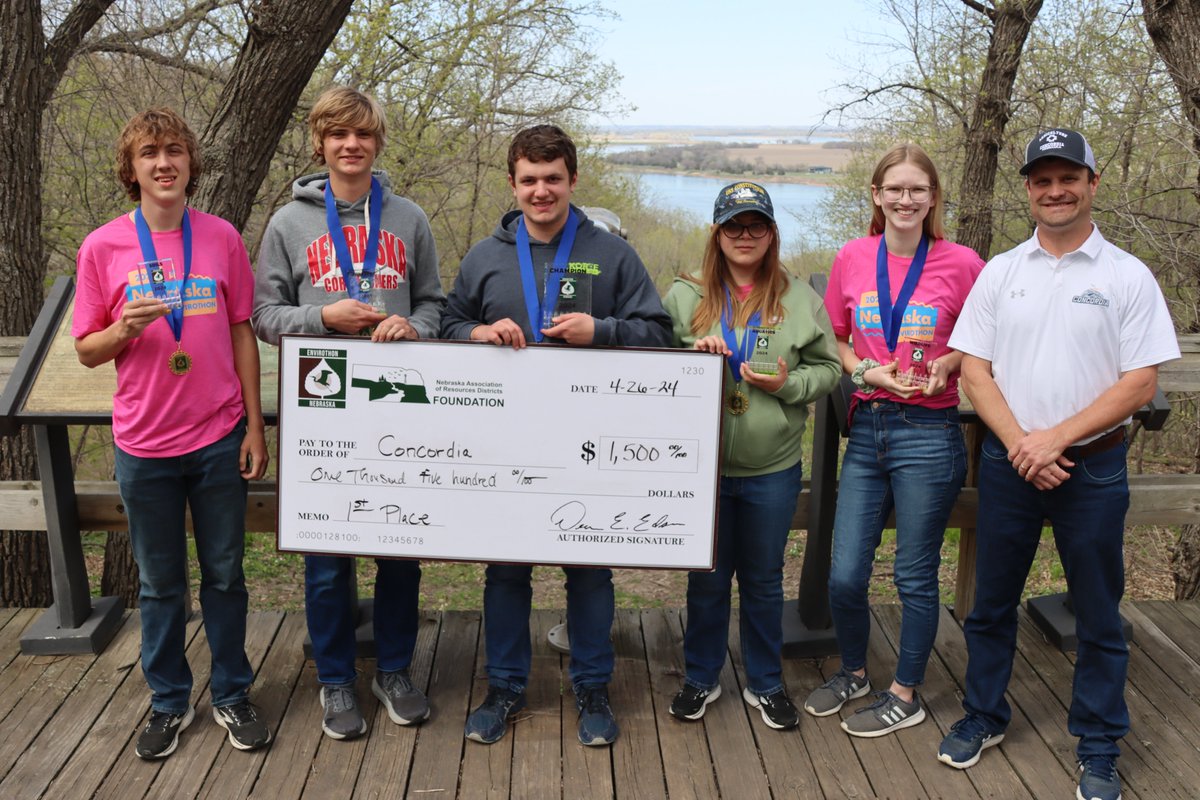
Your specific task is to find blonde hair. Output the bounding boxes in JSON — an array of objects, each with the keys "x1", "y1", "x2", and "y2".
[
  {"x1": 687, "y1": 220, "x2": 788, "y2": 335},
  {"x1": 115, "y1": 108, "x2": 202, "y2": 202},
  {"x1": 868, "y1": 143, "x2": 946, "y2": 239},
  {"x1": 308, "y1": 86, "x2": 387, "y2": 164}
]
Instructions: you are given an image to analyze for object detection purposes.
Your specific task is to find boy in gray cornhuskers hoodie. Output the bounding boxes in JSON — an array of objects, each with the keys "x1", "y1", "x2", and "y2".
[{"x1": 252, "y1": 87, "x2": 445, "y2": 742}]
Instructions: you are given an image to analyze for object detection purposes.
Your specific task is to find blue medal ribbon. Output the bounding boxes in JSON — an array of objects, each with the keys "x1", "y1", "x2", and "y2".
[
  {"x1": 720, "y1": 287, "x2": 762, "y2": 384},
  {"x1": 134, "y1": 205, "x2": 191, "y2": 344},
  {"x1": 324, "y1": 176, "x2": 383, "y2": 302},
  {"x1": 876, "y1": 234, "x2": 929, "y2": 354},
  {"x1": 516, "y1": 207, "x2": 579, "y2": 343}
]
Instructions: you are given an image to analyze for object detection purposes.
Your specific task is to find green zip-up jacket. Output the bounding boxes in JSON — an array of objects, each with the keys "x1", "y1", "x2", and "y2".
[{"x1": 663, "y1": 272, "x2": 841, "y2": 477}]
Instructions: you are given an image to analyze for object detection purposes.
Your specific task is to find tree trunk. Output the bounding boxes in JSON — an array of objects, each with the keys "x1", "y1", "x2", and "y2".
[
  {"x1": 1143, "y1": 0, "x2": 1200, "y2": 205},
  {"x1": 0, "y1": 0, "x2": 115, "y2": 606},
  {"x1": 1143, "y1": 0, "x2": 1200, "y2": 597},
  {"x1": 193, "y1": 0, "x2": 355, "y2": 229},
  {"x1": 100, "y1": 531, "x2": 140, "y2": 607},
  {"x1": 955, "y1": 0, "x2": 1044, "y2": 259}
]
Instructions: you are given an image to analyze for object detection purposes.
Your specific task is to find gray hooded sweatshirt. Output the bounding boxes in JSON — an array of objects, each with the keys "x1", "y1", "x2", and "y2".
[
  {"x1": 441, "y1": 206, "x2": 670, "y2": 347},
  {"x1": 253, "y1": 170, "x2": 446, "y2": 344}
]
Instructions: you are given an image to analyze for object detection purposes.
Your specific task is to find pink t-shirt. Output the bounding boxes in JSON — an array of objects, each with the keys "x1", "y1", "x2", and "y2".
[
  {"x1": 824, "y1": 234, "x2": 984, "y2": 409},
  {"x1": 73, "y1": 209, "x2": 254, "y2": 457}
]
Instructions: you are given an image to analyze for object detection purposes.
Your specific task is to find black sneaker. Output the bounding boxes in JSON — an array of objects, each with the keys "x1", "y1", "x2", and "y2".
[
  {"x1": 742, "y1": 687, "x2": 799, "y2": 730},
  {"x1": 670, "y1": 684, "x2": 722, "y2": 721},
  {"x1": 135, "y1": 706, "x2": 194, "y2": 759},
  {"x1": 938, "y1": 714, "x2": 1005, "y2": 769},
  {"x1": 1077, "y1": 755, "x2": 1122, "y2": 800},
  {"x1": 372, "y1": 668, "x2": 430, "y2": 726},
  {"x1": 465, "y1": 685, "x2": 526, "y2": 744},
  {"x1": 213, "y1": 700, "x2": 273, "y2": 751},
  {"x1": 575, "y1": 684, "x2": 619, "y2": 746}
]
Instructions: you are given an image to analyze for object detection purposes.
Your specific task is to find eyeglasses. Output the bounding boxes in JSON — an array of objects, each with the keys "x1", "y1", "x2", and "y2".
[
  {"x1": 878, "y1": 185, "x2": 933, "y2": 202},
  {"x1": 719, "y1": 221, "x2": 772, "y2": 239}
]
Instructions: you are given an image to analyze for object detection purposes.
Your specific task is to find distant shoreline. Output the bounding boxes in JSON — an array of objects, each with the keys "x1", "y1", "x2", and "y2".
[{"x1": 612, "y1": 164, "x2": 842, "y2": 188}]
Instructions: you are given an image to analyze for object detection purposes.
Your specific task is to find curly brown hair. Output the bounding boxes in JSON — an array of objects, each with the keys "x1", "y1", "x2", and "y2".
[{"x1": 115, "y1": 108, "x2": 202, "y2": 202}]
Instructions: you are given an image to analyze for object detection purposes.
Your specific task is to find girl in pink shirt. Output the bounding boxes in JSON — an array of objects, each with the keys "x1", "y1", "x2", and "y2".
[{"x1": 807, "y1": 144, "x2": 983, "y2": 737}]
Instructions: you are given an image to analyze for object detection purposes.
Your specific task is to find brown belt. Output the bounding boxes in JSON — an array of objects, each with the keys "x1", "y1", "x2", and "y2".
[{"x1": 1063, "y1": 427, "x2": 1126, "y2": 461}]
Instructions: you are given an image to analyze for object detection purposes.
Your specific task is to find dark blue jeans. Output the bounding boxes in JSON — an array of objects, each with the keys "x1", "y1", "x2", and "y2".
[
  {"x1": 684, "y1": 462, "x2": 803, "y2": 695},
  {"x1": 305, "y1": 555, "x2": 421, "y2": 685},
  {"x1": 115, "y1": 420, "x2": 253, "y2": 715},
  {"x1": 483, "y1": 564, "x2": 614, "y2": 692},
  {"x1": 829, "y1": 402, "x2": 966, "y2": 687},
  {"x1": 963, "y1": 433, "x2": 1130, "y2": 760}
]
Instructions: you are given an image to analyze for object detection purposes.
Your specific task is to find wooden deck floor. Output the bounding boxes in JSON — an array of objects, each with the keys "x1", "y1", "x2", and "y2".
[{"x1": 2, "y1": 601, "x2": 1199, "y2": 799}]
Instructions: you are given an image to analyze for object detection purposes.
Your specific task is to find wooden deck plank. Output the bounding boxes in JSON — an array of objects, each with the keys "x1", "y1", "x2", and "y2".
[
  {"x1": 719, "y1": 608, "x2": 806, "y2": 799},
  {"x1": 198, "y1": 612, "x2": 309, "y2": 800},
  {"x1": 43, "y1": 613, "x2": 203, "y2": 800},
  {"x1": 1121, "y1": 603, "x2": 1200, "y2": 708},
  {"x1": 512, "y1": 609, "x2": 566, "y2": 799},
  {"x1": 1137, "y1": 600, "x2": 1200, "y2": 670},
  {"x1": 247, "y1": 660, "x2": 324, "y2": 800},
  {"x1": 351, "y1": 611, "x2": 443, "y2": 800},
  {"x1": 457, "y1": 607, "x2": 512, "y2": 800},
  {"x1": 640, "y1": 608, "x2": 720, "y2": 800},
  {"x1": 0, "y1": 612, "x2": 140, "y2": 800},
  {"x1": 604, "y1": 608, "x2": 660, "y2": 800},
  {"x1": 869, "y1": 605, "x2": 993, "y2": 800},
  {"x1": 930, "y1": 606, "x2": 1074, "y2": 799},
  {"x1": 404, "y1": 610, "x2": 479, "y2": 798},
  {"x1": 300, "y1": 657, "x2": 374, "y2": 799}
]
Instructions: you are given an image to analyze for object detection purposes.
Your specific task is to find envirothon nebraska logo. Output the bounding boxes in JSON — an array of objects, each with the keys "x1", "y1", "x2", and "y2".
[{"x1": 298, "y1": 347, "x2": 347, "y2": 408}]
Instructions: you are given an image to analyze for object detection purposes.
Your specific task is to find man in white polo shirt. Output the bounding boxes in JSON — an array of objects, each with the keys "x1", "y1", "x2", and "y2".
[{"x1": 936, "y1": 129, "x2": 1179, "y2": 800}]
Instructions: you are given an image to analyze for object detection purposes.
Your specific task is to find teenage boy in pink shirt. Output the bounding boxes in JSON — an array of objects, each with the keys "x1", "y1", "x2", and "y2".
[{"x1": 73, "y1": 108, "x2": 270, "y2": 760}]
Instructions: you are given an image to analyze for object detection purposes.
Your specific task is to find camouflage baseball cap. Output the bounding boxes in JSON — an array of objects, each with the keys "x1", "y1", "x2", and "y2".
[{"x1": 713, "y1": 181, "x2": 775, "y2": 224}]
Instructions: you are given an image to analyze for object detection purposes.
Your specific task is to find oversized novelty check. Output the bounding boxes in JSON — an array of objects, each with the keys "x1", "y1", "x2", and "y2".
[{"x1": 277, "y1": 336, "x2": 724, "y2": 569}]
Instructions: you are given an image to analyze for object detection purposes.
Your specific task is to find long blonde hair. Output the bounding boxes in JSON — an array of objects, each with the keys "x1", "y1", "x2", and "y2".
[
  {"x1": 868, "y1": 143, "x2": 946, "y2": 239},
  {"x1": 687, "y1": 221, "x2": 788, "y2": 334}
]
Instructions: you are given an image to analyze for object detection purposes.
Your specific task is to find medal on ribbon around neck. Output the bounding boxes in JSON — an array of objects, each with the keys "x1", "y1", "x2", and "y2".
[
  {"x1": 720, "y1": 287, "x2": 762, "y2": 417},
  {"x1": 134, "y1": 206, "x2": 192, "y2": 376},
  {"x1": 168, "y1": 348, "x2": 192, "y2": 376},
  {"x1": 727, "y1": 388, "x2": 749, "y2": 415}
]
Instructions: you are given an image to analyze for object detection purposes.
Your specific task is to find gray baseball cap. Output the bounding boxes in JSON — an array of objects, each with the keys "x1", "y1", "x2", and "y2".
[{"x1": 1020, "y1": 128, "x2": 1097, "y2": 175}]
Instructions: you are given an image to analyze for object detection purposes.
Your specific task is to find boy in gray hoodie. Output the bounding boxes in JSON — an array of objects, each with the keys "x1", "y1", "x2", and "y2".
[
  {"x1": 442, "y1": 124, "x2": 670, "y2": 748},
  {"x1": 253, "y1": 86, "x2": 445, "y2": 741}
]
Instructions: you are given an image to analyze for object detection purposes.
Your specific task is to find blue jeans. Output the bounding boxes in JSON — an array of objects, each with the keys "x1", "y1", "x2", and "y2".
[
  {"x1": 829, "y1": 402, "x2": 966, "y2": 687},
  {"x1": 963, "y1": 433, "x2": 1130, "y2": 760},
  {"x1": 115, "y1": 420, "x2": 253, "y2": 715},
  {"x1": 684, "y1": 462, "x2": 803, "y2": 695},
  {"x1": 483, "y1": 564, "x2": 614, "y2": 692},
  {"x1": 305, "y1": 555, "x2": 421, "y2": 685}
]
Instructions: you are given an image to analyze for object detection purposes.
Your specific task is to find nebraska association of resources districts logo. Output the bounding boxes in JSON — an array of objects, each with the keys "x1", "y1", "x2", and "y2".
[
  {"x1": 297, "y1": 347, "x2": 348, "y2": 408},
  {"x1": 350, "y1": 364, "x2": 430, "y2": 403}
]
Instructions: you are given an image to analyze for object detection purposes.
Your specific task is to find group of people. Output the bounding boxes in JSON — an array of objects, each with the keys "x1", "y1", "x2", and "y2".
[{"x1": 73, "y1": 83, "x2": 1176, "y2": 800}]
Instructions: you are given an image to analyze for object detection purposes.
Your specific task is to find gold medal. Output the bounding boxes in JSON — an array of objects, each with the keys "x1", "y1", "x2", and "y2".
[
  {"x1": 727, "y1": 388, "x2": 749, "y2": 415},
  {"x1": 168, "y1": 348, "x2": 192, "y2": 376}
]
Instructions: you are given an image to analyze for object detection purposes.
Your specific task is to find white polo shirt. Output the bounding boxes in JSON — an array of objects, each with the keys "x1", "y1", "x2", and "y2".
[{"x1": 949, "y1": 225, "x2": 1179, "y2": 439}]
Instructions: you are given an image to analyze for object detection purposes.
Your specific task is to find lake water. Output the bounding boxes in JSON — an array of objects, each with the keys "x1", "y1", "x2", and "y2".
[{"x1": 621, "y1": 171, "x2": 832, "y2": 249}]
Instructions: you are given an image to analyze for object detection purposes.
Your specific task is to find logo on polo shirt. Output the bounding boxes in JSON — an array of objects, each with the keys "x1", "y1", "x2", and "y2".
[{"x1": 1071, "y1": 288, "x2": 1110, "y2": 307}]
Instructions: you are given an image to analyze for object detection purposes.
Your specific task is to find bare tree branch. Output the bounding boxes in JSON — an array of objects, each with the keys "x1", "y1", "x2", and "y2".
[
  {"x1": 78, "y1": 41, "x2": 222, "y2": 82},
  {"x1": 43, "y1": 0, "x2": 119, "y2": 103}
]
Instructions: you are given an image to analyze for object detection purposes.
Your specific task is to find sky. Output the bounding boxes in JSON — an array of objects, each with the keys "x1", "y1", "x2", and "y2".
[{"x1": 588, "y1": 1, "x2": 902, "y2": 128}]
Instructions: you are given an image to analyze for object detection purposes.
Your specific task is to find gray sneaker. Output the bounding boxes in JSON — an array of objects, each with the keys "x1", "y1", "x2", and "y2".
[
  {"x1": 805, "y1": 668, "x2": 871, "y2": 717},
  {"x1": 320, "y1": 684, "x2": 367, "y2": 740},
  {"x1": 840, "y1": 690, "x2": 926, "y2": 737},
  {"x1": 372, "y1": 668, "x2": 430, "y2": 726}
]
